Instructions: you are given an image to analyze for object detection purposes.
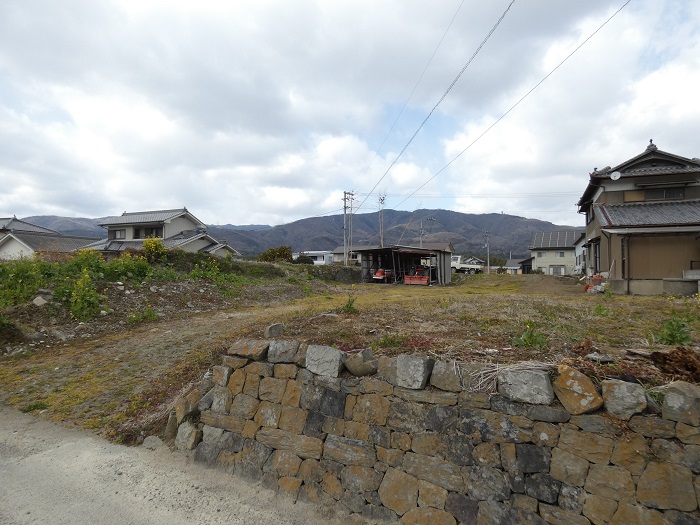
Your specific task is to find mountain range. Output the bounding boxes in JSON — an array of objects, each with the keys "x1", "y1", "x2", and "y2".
[{"x1": 22, "y1": 209, "x2": 581, "y2": 259}]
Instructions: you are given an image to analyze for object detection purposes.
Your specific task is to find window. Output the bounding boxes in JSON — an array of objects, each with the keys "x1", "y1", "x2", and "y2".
[
  {"x1": 537, "y1": 251, "x2": 545, "y2": 258},
  {"x1": 144, "y1": 227, "x2": 163, "y2": 238},
  {"x1": 555, "y1": 251, "x2": 565, "y2": 258},
  {"x1": 133, "y1": 228, "x2": 141, "y2": 239},
  {"x1": 550, "y1": 265, "x2": 565, "y2": 276},
  {"x1": 646, "y1": 188, "x2": 684, "y2": 201},
  {"x1": 108, "y1": 229, "x2": 126, "y2": 240}
]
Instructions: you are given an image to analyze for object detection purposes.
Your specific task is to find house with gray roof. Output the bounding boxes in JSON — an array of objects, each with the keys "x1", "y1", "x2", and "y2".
[
  {"x1": 83, "y1": 208, "x2": 240, "y2": 258},
  {"x1": 0, "y1": 217, "x2": 98, "y2": 259},
  {"x1": 529, "y1": 230, "x2": 584, "y2": 276},
  {"x1": 577, "y1": 141, "x2": 700, "y2": 294}
]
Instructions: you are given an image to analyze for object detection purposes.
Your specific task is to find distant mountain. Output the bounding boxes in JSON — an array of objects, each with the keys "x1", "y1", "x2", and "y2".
[{"x1": 22, "y1": 209, "x2": 581, "y2": 259}]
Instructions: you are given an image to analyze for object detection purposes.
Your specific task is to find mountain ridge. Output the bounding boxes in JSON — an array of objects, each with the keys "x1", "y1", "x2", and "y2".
[{"x1": 21, "y1": 210, "x2": 581, "y2": 259}]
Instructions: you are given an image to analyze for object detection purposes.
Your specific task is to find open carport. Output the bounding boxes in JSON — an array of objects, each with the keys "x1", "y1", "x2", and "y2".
[{"x1": 354, "y1": 243, "x2": 453, "y2": 286}]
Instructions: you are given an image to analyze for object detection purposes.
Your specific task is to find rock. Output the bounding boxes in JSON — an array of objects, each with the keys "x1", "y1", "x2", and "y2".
[
  {"x1": 602, "y1": 379, "x2": 647, "y2": 420},
  {"x1": 142, "y1": 436, "x2": 165, "y2": 449},
  {"x1": 677, "y1": 422, "x2": 700, "y2": 445},
  {"x1": 345, "y1": 348, "x2": 378, "y2": 377},
  {"x1": 268, "y1": 339, "x2": 299, "y2": 363},
  {"x1": 464, "y1": 466, "x2": 510, "y2": 501},
  {"x1": 32, "y1": 295, "x2": 49, "y2": 307},
  {"x1": 445, "y1": 493, "x2": 478, "y2": 523},
  {"x1": 264, "y1": 323, "x2": 284, "y2": 338},
  {"x1": 255, "y1": 428, "x2": 323, "y2": 460},
  {"x1": 628, "y1": 415, "x2": 676, "y2": 438},
  {"x1": 662, "y1": 381, "x2": 700, "y2": 426},
  {"x1": 525, "y1": 473, "x2": 560, "y2": 504},
  {"x1": 549, "y1": 447, "x2": 589, "y2": 487},
  {"x1": 227, "y1": 338, "x2": 269, "y2": 361},
  {"x1": 552, "y1": 364, "x2": 603, "y2": 415},
  {"x1": 396, "y1": 354, "x2": 434, "y2": 390},
  {"x1": 305, "y1": 345, "x2": 346, "y2": 377},
  {"x1": 323, "y1": 435, "x2": 376, "y2": 467},
  {"x1": 498, "y1": 369, "x2": 554, "y2": 405},
  {"x1": 516, "y1": 444, "x2": 551, "y2": 473},
  {"x1": 175, "y1": 420, "x2": 202, "y2": 451},
  {"x1": 586, "y1": 351, "x2": 614, "y2": 363},
  {"x1": 400, "y1": 507, "x2": 456, "y2": 525},
  {"x1": 584, "y1": 464, "x2": 635, "y2": 501},
  {"x1": 558, "y1": 428, "x2": 613, "y2": 464},
  {"x1": 610, "y1": 433, "x2": 649, "y2": 475},
  {"x1": 404, "y1": 452, "x2": 465, "y2": 492},
  {"x1": 637, "y1": 462, "x2": 698, "y2": 511},
  {"x1": 583, "y1": 494, "x2": 618, "y2": 525},
  {"x1": 429, "y1": 360, "x2": 463, "y2": 392},
  {"x1": 378, "y1": 467, "x2": 418, "y2": 516},
  {"x1": 610, "y1": 502, "x2": 666, "y2": 525}
]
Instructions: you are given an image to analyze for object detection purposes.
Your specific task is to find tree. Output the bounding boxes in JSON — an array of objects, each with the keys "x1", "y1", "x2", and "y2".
[{"x1": 257, "y1": 246, "x2": 293, "y2": 263}]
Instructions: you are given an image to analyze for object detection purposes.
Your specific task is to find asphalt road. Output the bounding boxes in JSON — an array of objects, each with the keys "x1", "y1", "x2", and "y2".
[{"x1": 0, "y1": 405, "x2": 359, "y2": 525}]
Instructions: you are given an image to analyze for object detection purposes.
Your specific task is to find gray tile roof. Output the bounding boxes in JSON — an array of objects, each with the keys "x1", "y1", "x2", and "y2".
[
  {"x1": 0, "y1": 217, "x2": 59, "y2": 234},
  {"x1": 595, "y1": 199, "x2": 700, "y2": 227},
  {"x1": 3, "y1": 232, "x2": 99, "y2": 252},
  {"x1": 530, "y1": 230, "x2": 584, "y2": 249},
  {"x1": 98, "y1": 208, "x2": 204, "y2": 227}
]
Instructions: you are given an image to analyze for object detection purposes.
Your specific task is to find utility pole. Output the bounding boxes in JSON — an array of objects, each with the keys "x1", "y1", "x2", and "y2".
[
  {"x1": 484, "y1": 231, "x2": 490, "y2": 274},
  {"x1": 378, "y1": 194, "x2": 385, "y2": 248},
  {"x1": 343, "y1": 191, "x2": 355, "y2": 266}
]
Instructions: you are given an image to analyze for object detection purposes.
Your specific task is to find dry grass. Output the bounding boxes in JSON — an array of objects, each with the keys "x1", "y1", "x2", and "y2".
[{"x1": 1, "y1": 272, "x2": 699, "y2": 442}]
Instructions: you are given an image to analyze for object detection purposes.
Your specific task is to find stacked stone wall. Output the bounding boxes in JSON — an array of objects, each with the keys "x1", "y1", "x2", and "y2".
[{"x1": 174, "y1": 337, "x2": 700, "y2": 524}]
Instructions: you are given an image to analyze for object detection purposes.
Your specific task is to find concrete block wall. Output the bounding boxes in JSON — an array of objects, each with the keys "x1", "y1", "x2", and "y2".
[{"x1": 174, "y1": 338, "x2": 700, "y2": 524}]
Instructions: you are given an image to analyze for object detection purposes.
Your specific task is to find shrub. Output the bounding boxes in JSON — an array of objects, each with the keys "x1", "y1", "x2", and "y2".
[
  {"x1": 257, "y1": 246, "x2": 293, "y2": 263},
  {"x1": 293, "y1": 255, "x2": 315, "y2": 265},
  {"x1": 142, "y1": 237, "x2": 168, "y2": 263},
  {"x1": 657, "y1": 316, "x2": 692, "y2": 345},
  {"x1": 69, "y1": 269, "x2": 104, "y2": 321}
]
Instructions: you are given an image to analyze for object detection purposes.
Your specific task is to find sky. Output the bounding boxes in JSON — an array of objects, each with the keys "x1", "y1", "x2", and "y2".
[{"x1": 1, "y1": 0, "x2": 699, "y2": 228}]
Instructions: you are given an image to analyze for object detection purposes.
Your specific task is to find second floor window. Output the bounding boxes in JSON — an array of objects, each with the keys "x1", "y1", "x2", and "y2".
[
  {"x1": 144, "y1": 227, "x2": 163, "y2": 238},
  {"x1": 555, "y1": 251, "x2": 565, "y2": 258},
  {"x1": 537, "y1": 251, "x2": 545, "y2": 258},
  {"x1": 646, "y1": 188, "x2": 684, "y2": 201},
  {"x1": 109, "y1": 229, "x2": 126, "y2": 240}
]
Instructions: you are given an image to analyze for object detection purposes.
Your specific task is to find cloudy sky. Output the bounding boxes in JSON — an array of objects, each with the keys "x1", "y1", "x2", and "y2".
[{"x1": 1, "y1": 1, "x2": 699, "y2": 228}]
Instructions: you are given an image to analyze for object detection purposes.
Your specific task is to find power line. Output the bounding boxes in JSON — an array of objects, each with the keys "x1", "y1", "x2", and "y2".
[
  {"x1": 393, "y1": 0, "x2": 632, "y2": 209},
  {"x1": 355, "y1": 0, "x2": 517, "y2": 215}
]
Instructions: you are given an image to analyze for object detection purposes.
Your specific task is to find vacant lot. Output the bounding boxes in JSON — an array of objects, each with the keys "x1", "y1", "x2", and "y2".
[{"x1": 1, "y1": 270, "x2": 698, "y2": 442}]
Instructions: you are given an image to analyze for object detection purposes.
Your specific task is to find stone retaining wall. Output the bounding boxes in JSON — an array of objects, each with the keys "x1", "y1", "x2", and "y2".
[{"x1": 173, "y1": 335, "x2": 700, "y2": 524}]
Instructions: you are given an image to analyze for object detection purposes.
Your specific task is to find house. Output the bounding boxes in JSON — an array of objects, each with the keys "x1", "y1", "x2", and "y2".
[
  {"x1": 501, "y1": 259, "x2": 522, "y2": 274},
  {"x1": 577, "y1": 141, "x2": 700, "y2": 295},
  {"x1": 292, "y1": 250, "x2": 333, "y2": 265},
  {"x1": 529, "y1": 230, "x2": 584, "y2": 276},
  {"x1": 331, "y1": 246, "x2": 363, "y2": 266},
  {"x1": 0, "y1": 217, "x2": 98, "y2": 259},
  {"x1": 84, "y1": 208, "x2": 240, "y2": 258}
]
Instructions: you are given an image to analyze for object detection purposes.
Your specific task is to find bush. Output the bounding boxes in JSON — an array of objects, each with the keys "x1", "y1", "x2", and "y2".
[
  {"x1": 142, "y1": 237, "x2": 168, "y2": 263},
  {"x1": 657, "y1": 316, "x2": 692, "y2": 345},
  {"x1": 257, "y1": 246, "x2": 293, "y2": 263},
  {"x1": 69, "y1": 269, "x2": 104, "y2": 321},
  {"x1": 293, "y1": 255, "x2": 314, "y2": 265}
]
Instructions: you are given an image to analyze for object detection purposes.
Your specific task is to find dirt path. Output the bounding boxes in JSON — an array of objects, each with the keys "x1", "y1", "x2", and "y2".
[{"x1": 0, "y1": 404, "x2": 362, "y2": 525}]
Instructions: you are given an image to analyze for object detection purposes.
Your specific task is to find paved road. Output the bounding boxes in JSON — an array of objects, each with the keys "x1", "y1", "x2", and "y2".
[{"x1": 0, "y1": 405, "x2": 358, "y2": 525}]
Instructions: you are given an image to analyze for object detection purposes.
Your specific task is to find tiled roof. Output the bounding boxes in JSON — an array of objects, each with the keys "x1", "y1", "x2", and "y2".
[
  {"x1": 0, "y1": 217, "x2": 59, "y2": 234},
  {"x1": 530, "y1": 230, "x2": 584, "y2": 249},
  {"x1": 595, "y1": 199, "x2": 700, "y2": 228},
  {"x1": 98, "y1": 208, "x2": 202, "y2": 226},
  {"x1": 3, "y1": 232, "x2": 98, "y2": 252}
]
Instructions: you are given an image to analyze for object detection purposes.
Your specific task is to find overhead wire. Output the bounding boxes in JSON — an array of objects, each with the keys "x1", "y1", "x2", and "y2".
[
  {"x1": 354, "y1": 0, "x2": 517, "y2": 215},
  {"x1": 392, "y1": 0, "x2": 633, "y2": 210}
]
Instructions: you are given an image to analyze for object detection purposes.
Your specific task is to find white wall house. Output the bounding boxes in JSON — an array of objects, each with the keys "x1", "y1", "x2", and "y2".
[{"x1": 529, "y1": 231, "x2": 584, "y2": 276}]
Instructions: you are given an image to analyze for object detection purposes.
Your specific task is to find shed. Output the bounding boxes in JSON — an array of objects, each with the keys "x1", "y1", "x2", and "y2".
[{"x1": 353, "y1": 243, "x2": 453, "y2": 286}]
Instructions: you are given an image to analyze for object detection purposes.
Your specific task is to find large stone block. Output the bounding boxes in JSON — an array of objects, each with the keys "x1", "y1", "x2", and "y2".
[
  {"x1": 404, "y1": 452, "x2": 465, "y2": 492},
  {"x1": 549, "y1": 447, "x2": 589, "y2": 487},
  {"x1": 340, "y1": 465, "x2": 383, "y2": 493},
  {"x1": 553, "y1": 364, "x2": 603, "y2": 415},
  {"x1": 663, "y1": 381, "x2": 700, "y2": 426},
  {"x1": 267, "y1": 339, "x2": 299, "y2": 363},
  {"x1": 305, "y1": 344, "x2": 346, "y2": 377},
  {"x1": 602, "y1": 379, "x2": 647, "y2": 420},
  {"x1": 584, "y1": 464, "x2": 635, "y2": 502},
  {"x1": 558, "y1": 428, "x2": 613, "y2": 464},
  {"x1": 610, "y1": 432, "x2": 649, "y2": 475},
  {"x1": 378, "y1": 467, "x2": 418, "y2": 516},
  {"x1": 445, "y1": 492, "x2": 478, "y2": 523},
  {"x1": 583, "y1": 493, "x2": 618, "y2": 525},
  {"x1": 628, "y1": 415, "x2": 676, "y2": 438},
  {"x1": 394, "y1": 387, "x2": 458, "y2": 405},
  {"x1": 524, "y1": 473, "x2": 560, "y2": 504},
  {"x1": 258, "y1": 377, "x2": 287, "y2": 403},
  {"x1": 498, "y1": 369, "x2": 554, "y2": 405},
  {"x1": 516, "y1": 443, "x2": 551, "y2": 473},
  {"x1": 609, "y1": 502, "x2": 666, "y2": 525},
  {"x1": 637, "y1": 462, "x2": 698, "y2": 511},
  {"x1": 464, "y1": 466, "x2": 510, "y2": 501},
  {"x1": 353, "y1": 393, "x2": 390, "y2": 426},
  {"x1": 344, "y1": 348, "x2": 378, "y2": 377},
  {"x1": 430, "y1": 360, "x2": 463, "y2": 392},
  {"x1": 396, "y1": 354, "x2": 435, "y2": 390},
  {"x1": 255, "y1": 427, "x2": 323, "y2": 459},
  {"x1": 175, "y1": 388, "x2": 202, "y2": 424},
  {"x1": 175, "y1": 420, "x2": 202, "y2": 451},
  {"x1": 227, "y1": 338, "x2": 269, "y2": 360},
  {"x1": 323, "y1": 435, "x2": 376, "y2": 466}
]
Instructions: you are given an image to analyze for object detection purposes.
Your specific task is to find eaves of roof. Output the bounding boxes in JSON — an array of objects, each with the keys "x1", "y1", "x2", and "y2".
[{"x1": 595, "y1": 199, "x2": 700, "y2": 228}]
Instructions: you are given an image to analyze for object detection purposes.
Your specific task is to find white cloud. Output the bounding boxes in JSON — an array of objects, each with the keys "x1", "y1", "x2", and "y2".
[{"x1": 1, "y1": 0, "x2": 699, "y2": 233}]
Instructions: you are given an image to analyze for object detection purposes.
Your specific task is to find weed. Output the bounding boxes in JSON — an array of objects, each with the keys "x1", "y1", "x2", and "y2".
[
  {"x1": 657, "y1": 316, "x2": 692, "y2": 345},
  {"x1": 593, "y1": 304, "x2": 611, "y2": 317},
  {"x1": 69, "y1": 269, "x2": 104, "y2": 321},
  {"x1": 513, "y1": 320, "x2": 548, "y2": 349},
  {"x1": 127, "y1": 307, "x2": 158, "y2": 324},
  {"x1": 20, "y1": 401, "x2": 49, "y2": 412},
  {"x1": 372, "y1": 334, "x2": 404, "y2": 350},
  {"x1": 341, "y1": 294, "x2": 358, "y2": 314}
]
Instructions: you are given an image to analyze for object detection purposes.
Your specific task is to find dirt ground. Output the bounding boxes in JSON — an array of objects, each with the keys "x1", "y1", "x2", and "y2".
[{"x1": 1, "y1": 272, "x2": 698, "y2": 441}]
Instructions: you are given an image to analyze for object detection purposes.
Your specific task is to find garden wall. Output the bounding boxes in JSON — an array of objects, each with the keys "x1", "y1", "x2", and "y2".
[{"x1": 173, "y1": 329, "x2": 700, "y2": 524}]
